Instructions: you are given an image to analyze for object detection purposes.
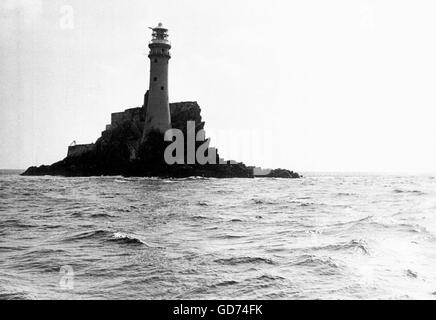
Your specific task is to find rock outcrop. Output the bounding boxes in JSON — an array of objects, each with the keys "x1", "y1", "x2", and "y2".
[
  {"x1": 254, "y1": 169, "x2": 301, "y2": 179},
  {"x1": 22, "y1": 97, "x2": 300, "y2": 179}
]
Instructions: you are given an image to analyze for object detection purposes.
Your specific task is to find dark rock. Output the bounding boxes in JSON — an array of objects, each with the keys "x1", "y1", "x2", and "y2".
[
  {"x1": 254, "y1": 169, "x2": 301, "y2": 179},
  {"x1": 22, "y1": 101, "x2": 300, "y2": 179}
]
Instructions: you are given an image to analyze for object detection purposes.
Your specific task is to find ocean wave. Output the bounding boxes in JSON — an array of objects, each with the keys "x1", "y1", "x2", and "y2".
[
  {"x1": 325, "y1": 216, "x2": 373, "y2": 229},
  {"x1": 405, "y1": 269, "x2": 418, "y2": 278},
  {"x1": 63, "y1": 229, "x2": 110, "y2": 242},
  {"x1": 12, "y1": 260, "x2": 61, "y2": 273},
  {"x1": 353, "y1": 220, "x2": 435, "y2": 238},
  {"x1": 254, "y1": 274, "x2": 286, "y2": 282},
  {"x1": 70, "y1": 212, "x2": 83, "y2": 218},
  {"x1": 0, "y1": 246, "x2": 29, "y2": 253},
  {"x1": 62, "y1": 229, "x2": 150, "y2": 246},
  {"x1": 205, "y1": 226, "x2": 219, "y2": 230},
  {"x1": 0, "y1": 290, "x2": 35, "y2": 300},
  {"x1": 393, "y1": 189, "x2": 425, "y2": 195},
  {"x1": 294, "y1": 254, "x2": 340, "y2": 269},
  {"x1": 395, "y1": 223, "x2": 435, "y2": 238},
  {"x1": 298, "y1": 202, "x2": 316, "y2": 207},
  {"x1": 336, "y1": 192, "x2": 358, "y2": 196},
  {"x1": 90, "y1": 213, "x2": 114, "y2": 218},
  {"x1": 214, "y1": 256, "x2": 275, "y2": 265},
  {"x1": 179, "y1": 176, "x2": 211, "y2": 181},
  {"x1": 213, "y1": 234, "x2": 245, "y2": 239},
  {"x1": 191, "y1": 215, "x2": 209, "y2": 221},
  {"x1": 110, "y1": 232, "x2": 150, "y2": 246},
  {"x1": 0, "y1": 219, "x2": 35, "y2": 230},
  {"x1": 251, "y1": 198, "x2": 277, "y2": 205},
  {"x1": 214, "y1": 190, "x2": 233, "y2": 195},
  {"x1": 212, "y1": 280, "x2": 239, "y2": 287},
  {"x1": 311, "y1": 239, "x2": 370, "y2": 255},
  {"x1": 22, "y1": 248, "x2": 66, "y2": 257}
]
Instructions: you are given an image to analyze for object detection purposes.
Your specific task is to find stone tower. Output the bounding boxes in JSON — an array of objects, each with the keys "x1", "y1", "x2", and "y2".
[{"x1": 142, "y1": 23, "x2": 172, "y2": 142}]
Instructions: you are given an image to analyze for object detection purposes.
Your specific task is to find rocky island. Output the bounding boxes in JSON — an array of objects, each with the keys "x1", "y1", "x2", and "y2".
[{"x1": 22, "y1": 23, "x2": 300, "y2": 179}]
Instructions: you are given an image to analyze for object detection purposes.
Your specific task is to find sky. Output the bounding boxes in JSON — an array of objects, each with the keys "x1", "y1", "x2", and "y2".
[{"x1": 1, "y1": 0, "x2": 436, "y2": 173}]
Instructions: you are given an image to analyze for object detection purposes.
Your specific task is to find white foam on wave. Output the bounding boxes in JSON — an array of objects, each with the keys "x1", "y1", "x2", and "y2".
[{"x1": 112, "y1": 232, "x2": 161, "y2": 248}]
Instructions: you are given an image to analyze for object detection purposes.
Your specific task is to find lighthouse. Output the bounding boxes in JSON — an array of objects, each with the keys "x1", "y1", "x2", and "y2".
[{"x1": 142, "y1": 23, "x2": 172, "y2": 142}]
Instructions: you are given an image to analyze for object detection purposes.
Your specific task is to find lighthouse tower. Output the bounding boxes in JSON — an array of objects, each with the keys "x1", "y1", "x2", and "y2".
[{"x1": 142, "y1": 23, "x2": 172, "y2": 142}]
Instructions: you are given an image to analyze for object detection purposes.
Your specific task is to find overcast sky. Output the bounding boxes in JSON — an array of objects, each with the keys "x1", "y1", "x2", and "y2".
[{"x1": 1, "y1": 0, "x2": 436, "y2": 172}]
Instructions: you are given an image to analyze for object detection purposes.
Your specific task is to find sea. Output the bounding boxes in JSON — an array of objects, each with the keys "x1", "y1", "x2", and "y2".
[{"x1": 1, "y1": 170, "x2": 436, "y2": 300}]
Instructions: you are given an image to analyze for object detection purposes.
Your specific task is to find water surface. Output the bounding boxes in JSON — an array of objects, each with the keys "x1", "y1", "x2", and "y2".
[{"x1": 1, "y1": 172, "x2": 435, "y2": 299}]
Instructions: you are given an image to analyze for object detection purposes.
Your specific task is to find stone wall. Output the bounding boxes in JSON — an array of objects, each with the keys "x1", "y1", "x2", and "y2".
[
  {"x1": 67, "y1": 144, "x2": 96, "y2": 158},
  {"x1": 111, "y1": 107, "x2": 144, "y2": 129}
]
